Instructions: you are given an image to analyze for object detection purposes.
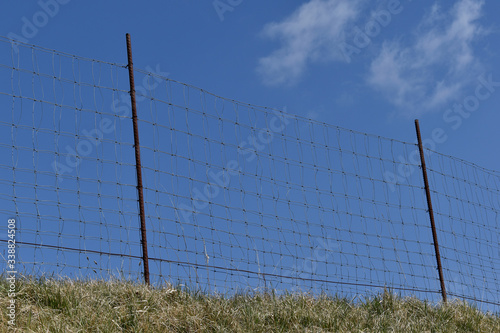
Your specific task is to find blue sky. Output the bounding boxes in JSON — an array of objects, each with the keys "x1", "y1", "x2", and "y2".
[
  {"x1": 1, "y1": 0, "x2": 499, "y2": 170},
  {"x1": 1, "y1": 0, "x2": 499, "y2": 309}
]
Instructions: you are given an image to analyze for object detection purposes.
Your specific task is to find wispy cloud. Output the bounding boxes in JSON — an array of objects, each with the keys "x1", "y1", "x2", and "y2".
[
  {"x1": 367, "y1": 0, "x2": 486, "y2": 116},
  {"x1": 257, "y1": 0, "x2": 362, "y2": 86}
]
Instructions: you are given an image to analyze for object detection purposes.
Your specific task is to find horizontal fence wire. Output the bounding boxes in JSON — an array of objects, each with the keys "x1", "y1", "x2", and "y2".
[{"x1": 0, "y1": 36, "x2": 498, "y2": 312}]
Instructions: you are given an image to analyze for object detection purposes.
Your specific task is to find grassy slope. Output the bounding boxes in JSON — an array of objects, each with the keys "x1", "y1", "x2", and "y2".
[{"x1": 0, "y1": 277, "x2": 499, "y2": 332}]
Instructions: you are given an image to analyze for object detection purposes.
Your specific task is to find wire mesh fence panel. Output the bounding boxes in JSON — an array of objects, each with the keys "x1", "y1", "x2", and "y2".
[
  {"x1": 134, "y1": 70, "x2": 444, "y2": 301},
  {"x1": 0, "y1": 36, "x2": 144, "y2": 281},
  {"x1": 423, "y1": 149, "x2": 500, "y2": 309},
  {"x1": 0, "y1": 37, "x2": 498, "y2": 312}
]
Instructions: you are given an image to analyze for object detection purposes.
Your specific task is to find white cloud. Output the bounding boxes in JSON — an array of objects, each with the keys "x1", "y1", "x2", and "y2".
[
  {"x1": 367, "y1": 0, "x2": 486, "y2": 116},
  {"x1": 257, "y1": 0, "x2": 362, "y2": 86}
]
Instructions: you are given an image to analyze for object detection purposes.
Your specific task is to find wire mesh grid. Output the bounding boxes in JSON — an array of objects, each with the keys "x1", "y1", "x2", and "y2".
[
  {"x1": 423, "y1": 149, "x2": 500, "y2": 307},
  {"x1": 134, "y1": 70, "x2": 443, "y2": 301},
  {"x1": 0, "y1": 36, "x2": 498, "y2": 311},
  {"x1": 0, "y1": 36, "x2": 144, "y2": 281}
]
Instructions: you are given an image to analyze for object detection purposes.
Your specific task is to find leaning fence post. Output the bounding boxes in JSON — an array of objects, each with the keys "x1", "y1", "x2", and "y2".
[
  {"x1": 414, "y1": 119, "x2": 446, "y2": 303},
  {"x1": 126, "y1": 33, "x2": 150, "y2": 285}
]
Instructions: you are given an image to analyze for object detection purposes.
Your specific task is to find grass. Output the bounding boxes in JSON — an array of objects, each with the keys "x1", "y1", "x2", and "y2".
[{"x1": 1, "y1": 276, "x2": 499, "y2": 332}]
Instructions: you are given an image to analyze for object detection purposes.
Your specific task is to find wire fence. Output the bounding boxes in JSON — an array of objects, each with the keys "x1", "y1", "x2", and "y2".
[{"x1": 0, "y1": 35, "x2": 498, "y2": 312}]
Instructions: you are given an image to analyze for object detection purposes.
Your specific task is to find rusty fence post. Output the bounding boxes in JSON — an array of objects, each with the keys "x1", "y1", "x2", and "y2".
[
  {"x1": 126, "y1": 33, "x2": 150, "y2": 284},
  {"x1": 414, "y1": 119, "x2": 446, "y2": 302}
]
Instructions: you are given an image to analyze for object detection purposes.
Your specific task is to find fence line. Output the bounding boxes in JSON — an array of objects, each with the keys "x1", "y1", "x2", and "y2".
[{"x1": 0, "y1": 35, "x2": 498, "y2": 312}]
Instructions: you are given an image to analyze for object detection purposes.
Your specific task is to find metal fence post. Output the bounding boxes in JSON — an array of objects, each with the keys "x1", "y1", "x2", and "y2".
[
  {"x1": 415, "y1": 119, "x2": 446, "y2": 302},
  {"x1": 126, "y1": 33, "x2": 150, "y2": 285}
]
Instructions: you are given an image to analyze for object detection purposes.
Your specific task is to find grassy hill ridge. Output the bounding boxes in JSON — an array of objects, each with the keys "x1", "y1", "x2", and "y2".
[{"x1": 1, "y1": 276, "x2": 499, "y2": 332}]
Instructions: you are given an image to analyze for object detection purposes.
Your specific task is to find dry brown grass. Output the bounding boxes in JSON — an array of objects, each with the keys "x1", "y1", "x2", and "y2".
[{"x1": 1, "y1": 276, "x2": 499, "y2": 332}]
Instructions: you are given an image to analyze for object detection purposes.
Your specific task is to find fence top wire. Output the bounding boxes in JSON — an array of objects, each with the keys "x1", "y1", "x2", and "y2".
[
  {"x1": 134, "y1": 68, "x2": 418, "y2": 147},
  {"x1": 2, "y1": 33, "x2": 496, "y2": 177},
  {"x1": 423, "y1": 146, "x2": 500, "y2": 177},
  {"x1": 0, "y1": 35, "x2": 126, "y2": 67}
]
